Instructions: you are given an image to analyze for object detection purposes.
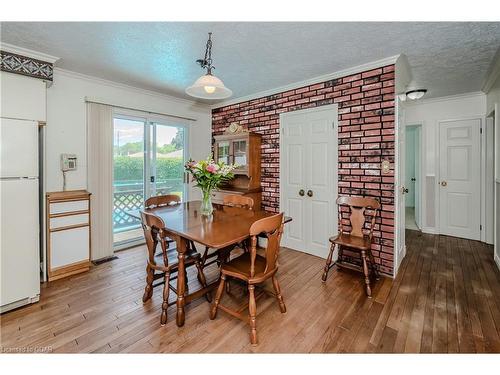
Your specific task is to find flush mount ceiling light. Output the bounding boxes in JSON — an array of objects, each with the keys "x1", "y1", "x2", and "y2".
[
  {"x1": 406, "y1": 89, "x2": 427, "y2": 100},
  {"x1": 186, "y1": 32, "x2": 232, "y2": 100}
]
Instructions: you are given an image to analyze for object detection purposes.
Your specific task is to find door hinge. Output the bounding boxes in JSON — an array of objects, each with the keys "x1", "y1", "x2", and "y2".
[
  {"x1": 281, "y1": 127, "x2": 284, "y2": 135},
  {"x1": 480, "y1": 224, "x2": 482, "y2": 231},
  {"x1": 480, "y1": 127, "x2": 483, "y2": 134},
  {"x1": 332, "y1": 121, "x2": 335, "y2": 129}
]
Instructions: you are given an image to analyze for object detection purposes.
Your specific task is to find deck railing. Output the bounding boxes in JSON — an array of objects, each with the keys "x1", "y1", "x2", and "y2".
[{"x1": 113, "y1": 179, "x2": 183, "y2": 232}]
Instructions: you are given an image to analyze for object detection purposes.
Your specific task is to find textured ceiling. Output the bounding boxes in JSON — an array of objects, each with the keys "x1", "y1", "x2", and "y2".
[{"x1": 1, "y1": 22, "x2": 499, "y2": 103}]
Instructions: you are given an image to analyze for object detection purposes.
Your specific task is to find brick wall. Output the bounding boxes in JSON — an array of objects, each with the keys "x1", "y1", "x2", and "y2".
[{"x1": 212, "y1": 65, "x2": 396, "y2": 275}]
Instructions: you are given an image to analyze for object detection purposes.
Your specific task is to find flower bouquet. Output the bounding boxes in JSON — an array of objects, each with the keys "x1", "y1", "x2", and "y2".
[{"x1": 185, "y1": 157, "x2": 237, "y2": 215}]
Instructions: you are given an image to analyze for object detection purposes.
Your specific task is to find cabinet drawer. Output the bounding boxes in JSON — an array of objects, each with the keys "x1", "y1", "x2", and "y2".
[
  {"x1": 50, "y1": 226, "x2": 90, "y2": 268},
  {"x1": 50, "y1": 200, "x2": 89, "y2": 214},
  {"x1": 50, "y1": 213, "x2": 89, "y2": 229}
]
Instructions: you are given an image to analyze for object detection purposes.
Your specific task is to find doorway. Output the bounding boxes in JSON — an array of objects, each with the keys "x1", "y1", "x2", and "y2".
[
  {"x1": 112, "y1": 114, "x2": 188, "y2": 248},
  {"x1": 279, "y1": 105, "x2": 338, "y2": 259},
  {"x1": 405, "y1": 124, "x2": 422, "y2": 230}
]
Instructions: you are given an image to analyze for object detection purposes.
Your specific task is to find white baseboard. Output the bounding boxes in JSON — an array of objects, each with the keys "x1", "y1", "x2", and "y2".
[
  {"x1": 421, "y1": 227, "x2": 437, "y2": 234},
  {"x1": 495, "y1": 252, "x2": 500, "y2": 271}
]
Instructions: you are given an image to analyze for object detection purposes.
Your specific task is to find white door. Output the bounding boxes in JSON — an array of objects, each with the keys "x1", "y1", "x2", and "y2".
[
  {"x1": 280, "y1": 106, "x2": 337, "y2": 258},
  {"x1": 439, "y1": 119, "x2": 481, "y2": 240},
  {"x1": 394, "y1": 98, "x2": 406, "y2": 274}
]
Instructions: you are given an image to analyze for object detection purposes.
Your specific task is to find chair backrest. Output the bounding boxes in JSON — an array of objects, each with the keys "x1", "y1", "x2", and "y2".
[
  {"x1": 140, "y1": 210, "x2": 169, "y2": 266},
  {"x1": 223, "y1": 194, "x2": 254, "y2": 210},
  {"x1": 145, "y1": 194, "x2": 180, "y2": 209},
  {"x1": 336, "y1": 196, "x2": 380, "y2": 238},
  {"x1": 248, "y1": 213, "x2": 284, "y2": 276}
]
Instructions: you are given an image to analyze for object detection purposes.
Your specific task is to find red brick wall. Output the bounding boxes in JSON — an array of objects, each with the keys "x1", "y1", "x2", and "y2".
[{"x1": 212, "y1": 65, "x2": 396, "y2": 274}]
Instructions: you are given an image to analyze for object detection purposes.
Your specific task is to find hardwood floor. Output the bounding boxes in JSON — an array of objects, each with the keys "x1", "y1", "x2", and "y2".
[{"x1": 1, "y1": 230, "x2": 499, "y2": 353}]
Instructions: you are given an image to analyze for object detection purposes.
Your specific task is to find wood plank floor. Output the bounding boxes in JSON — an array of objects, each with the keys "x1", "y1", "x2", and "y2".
[{"x1": 1, "y1": 230, "x2": 499, "y2": 353}]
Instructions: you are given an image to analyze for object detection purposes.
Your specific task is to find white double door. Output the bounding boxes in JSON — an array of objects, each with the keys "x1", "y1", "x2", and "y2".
[
  {"x1": 438, "y1": 118, "x2": 481, "y2": 240},
  {"x1": 280, "y1": 106, "x2": 337, "y2": 258}
]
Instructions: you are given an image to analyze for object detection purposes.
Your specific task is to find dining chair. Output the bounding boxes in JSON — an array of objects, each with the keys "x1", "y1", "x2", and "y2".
[
  {"x1": 145, "y1": 194, "x2": 181, "y2": 247},
  {"x1": 140, "y1": 210, "x2": 210, "y2": 325},
  {"x1": 209, "y1": 212, "x2": 286, "y2": 345},
  {"x1": 197, "y1": 194, "x2": 255, "y2": 269},
  {"x1": 322, "y1": 196, "x2": 380, "y2": 297}
]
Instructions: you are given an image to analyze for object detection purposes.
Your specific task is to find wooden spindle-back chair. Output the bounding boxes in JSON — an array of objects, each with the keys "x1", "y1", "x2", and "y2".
[
  {"x1": 140, "y1": 210, "x2": 210, "y2": 325},
  {"x1": 144, "y1": 194, "x2": 181, "y2": 250},
  {"x1": 322, "y1": 196, "x2": 380, "y2": 297},
  {"x1": 197, "y1": 194, "x2": 255, "y2": 269},
  {"x1": 210, "y1": 213, "x2": 286, "y2": 345}
]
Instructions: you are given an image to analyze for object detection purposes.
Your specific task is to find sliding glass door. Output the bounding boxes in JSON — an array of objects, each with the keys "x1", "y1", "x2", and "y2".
[
  {"x1": 112, "y1": 114, "x2": 188, "y2": 248},
  {"x1": 149, "y1": 123, "x2": 186, "y2": 200}
]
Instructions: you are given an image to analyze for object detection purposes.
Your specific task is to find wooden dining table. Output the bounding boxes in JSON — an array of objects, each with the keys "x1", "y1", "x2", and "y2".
[{"x1": 127, "y1": 200, "x2": 291, "y2": 327}]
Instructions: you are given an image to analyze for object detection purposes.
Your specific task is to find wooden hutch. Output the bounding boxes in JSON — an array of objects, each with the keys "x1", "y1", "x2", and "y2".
[{"x1": 213, "y1": 127, "x2": 262, "y2": 209}]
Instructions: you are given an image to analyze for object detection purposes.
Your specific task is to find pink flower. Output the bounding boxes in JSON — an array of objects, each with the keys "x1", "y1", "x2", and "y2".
[{"x1": 206, "y1": 164, "x2": 217, "y2": 173}]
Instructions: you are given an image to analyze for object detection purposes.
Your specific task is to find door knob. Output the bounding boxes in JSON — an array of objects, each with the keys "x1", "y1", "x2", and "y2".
[
  {"x1": 441, "y1": 181, "x2": 447, "y2": 187},
  {"x1": 402, "y1": 187, "x2": 409, "y2": 194},
  {"x1": 307, "y1": 190, "x2": 313, "y2": 197},
  {"x1": 411, "y1": 178, "x2": 416, "y2": 181},
  {"x1": 299, "y1": 189, "x2": 305, "y2": 196}
]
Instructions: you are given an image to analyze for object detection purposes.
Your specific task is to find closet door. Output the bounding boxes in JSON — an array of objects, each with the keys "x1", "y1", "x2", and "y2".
[{"x1": 280, "y1": 106, "x2": 338, "y2": 258}]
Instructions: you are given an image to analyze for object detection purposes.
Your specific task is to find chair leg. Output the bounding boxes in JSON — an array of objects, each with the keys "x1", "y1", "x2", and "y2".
[
  {"x1": 195, "y1": 260, "x2": 212, "y2": 302},
  {"x1": 361, "y1": 250, "x2": 372, "y2": 298},
  {"x1": 248, "y1": 284, "x2": 258, "y2": 345},
  {"x1": 142, "y1": 264, "x2": 154, "y2": 302},
  {"x1": 368, "y1": 249, "x2": 380, "y2": 280},
  {"x1": 322, "y1": 243, "x2": 336, "y2": 282},
  {"x1": 210, "y1": 274, "x2": 226, "y2": 319},
  {"x1": 272, "y1": 276, "x2": 286, "y2": 313},
  {"x1": 160, "y1": 272, "x2": 171, "y2": 325},
  {"x1": 225, "y1": 254, "x2": 231, "y2": 293}
]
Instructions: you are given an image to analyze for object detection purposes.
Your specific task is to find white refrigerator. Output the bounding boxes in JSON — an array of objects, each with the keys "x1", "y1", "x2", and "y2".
[{"x1": 0, "y1": 118, "x2": 41, "y2": 312}]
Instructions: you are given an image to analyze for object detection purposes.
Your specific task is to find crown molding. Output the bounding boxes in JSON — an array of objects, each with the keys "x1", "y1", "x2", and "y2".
[
  {"x1": 211, "y1": 54, "x2": 400, "y2": 109},
  {"x1": 53, "y1": 67, "x2": 210, "y2": 110},
  {"x1": 402, "y1": 91, "x2": 486, "y2": 107},
  {"x1": 0, "y1": 42, "x2": 59, "y2": 63},
  {"x1": 482, "y1": 47, "x2": 500, "y2": 93}
]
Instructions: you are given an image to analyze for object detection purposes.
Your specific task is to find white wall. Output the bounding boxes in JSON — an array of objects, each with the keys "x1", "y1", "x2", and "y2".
[
  {"x1": 46, "y1": 69, "x2": 212, "y2": 197},
  {"x1": 486, "y1": 74, "x2": 500, "y2": 268},
  {"x1": 404, "y1": 92, "x2": 487, "y2": 234},
  {"x1": 487, "y1": 74, "x2": 500, "y2": 116},
  {"x1": 405, "y1": 127, "x2": 416, "y2": 207}
]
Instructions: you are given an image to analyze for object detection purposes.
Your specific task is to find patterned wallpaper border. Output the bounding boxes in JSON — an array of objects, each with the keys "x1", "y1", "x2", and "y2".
[{"x1": 0, "y1": 50, "x2": 53, "y2": 81}]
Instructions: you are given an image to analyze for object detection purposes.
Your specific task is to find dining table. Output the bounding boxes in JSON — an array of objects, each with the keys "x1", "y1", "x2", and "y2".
[{"x1": 126, "y1": 200, "x2": 291, "y2": 327}]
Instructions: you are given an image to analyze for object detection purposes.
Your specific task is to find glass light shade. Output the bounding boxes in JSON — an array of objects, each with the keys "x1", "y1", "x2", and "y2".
[
  {"x1": 406, "y1": 89, "x2": 427, "y2": 100},
  {"x1": 186, "y1": 74, "x2": 232, "y2": 99}
]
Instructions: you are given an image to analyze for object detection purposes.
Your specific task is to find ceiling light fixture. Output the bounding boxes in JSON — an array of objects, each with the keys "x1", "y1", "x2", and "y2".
[
  {"x1": 406, "y1": 89, "x2": 427, "y2": 100},
  {"x1": 186, "y1": 32, "x2": 232, "y2": 100}
]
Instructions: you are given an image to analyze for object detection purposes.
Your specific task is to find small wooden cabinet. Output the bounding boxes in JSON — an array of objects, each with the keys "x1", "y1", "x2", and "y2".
[
  {"x1": 46, "y1": 190, "x2": 91, "y2": 281},
  {"x1": 213, "y1": 132, "x2": 262, "y2": 208}
]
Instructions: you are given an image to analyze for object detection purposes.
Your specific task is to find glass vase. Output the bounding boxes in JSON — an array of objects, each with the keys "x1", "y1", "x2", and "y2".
[{"x1": 200, "y1": 188, "x2": 214, "y2": 216}]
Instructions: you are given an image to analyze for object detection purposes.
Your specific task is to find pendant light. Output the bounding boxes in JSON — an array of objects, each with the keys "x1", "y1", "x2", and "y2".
[{"x1": 186, "y1": 32, "x2": 232, "y2": 100}]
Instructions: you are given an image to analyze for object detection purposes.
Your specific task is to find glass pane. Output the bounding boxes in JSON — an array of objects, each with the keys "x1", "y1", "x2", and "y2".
[
  {"x1": 154, "y1": 124, "x2": 185, "y2": 201},
  {"x1": 113, "y1": 117, "x2": 145, "y2": 245},
  {"x1": 233, "y1": 140, "x2": 247, "y2": 166},
  {"x1": 217, "y1": 141, "x2": 230, "y2": 164}
]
